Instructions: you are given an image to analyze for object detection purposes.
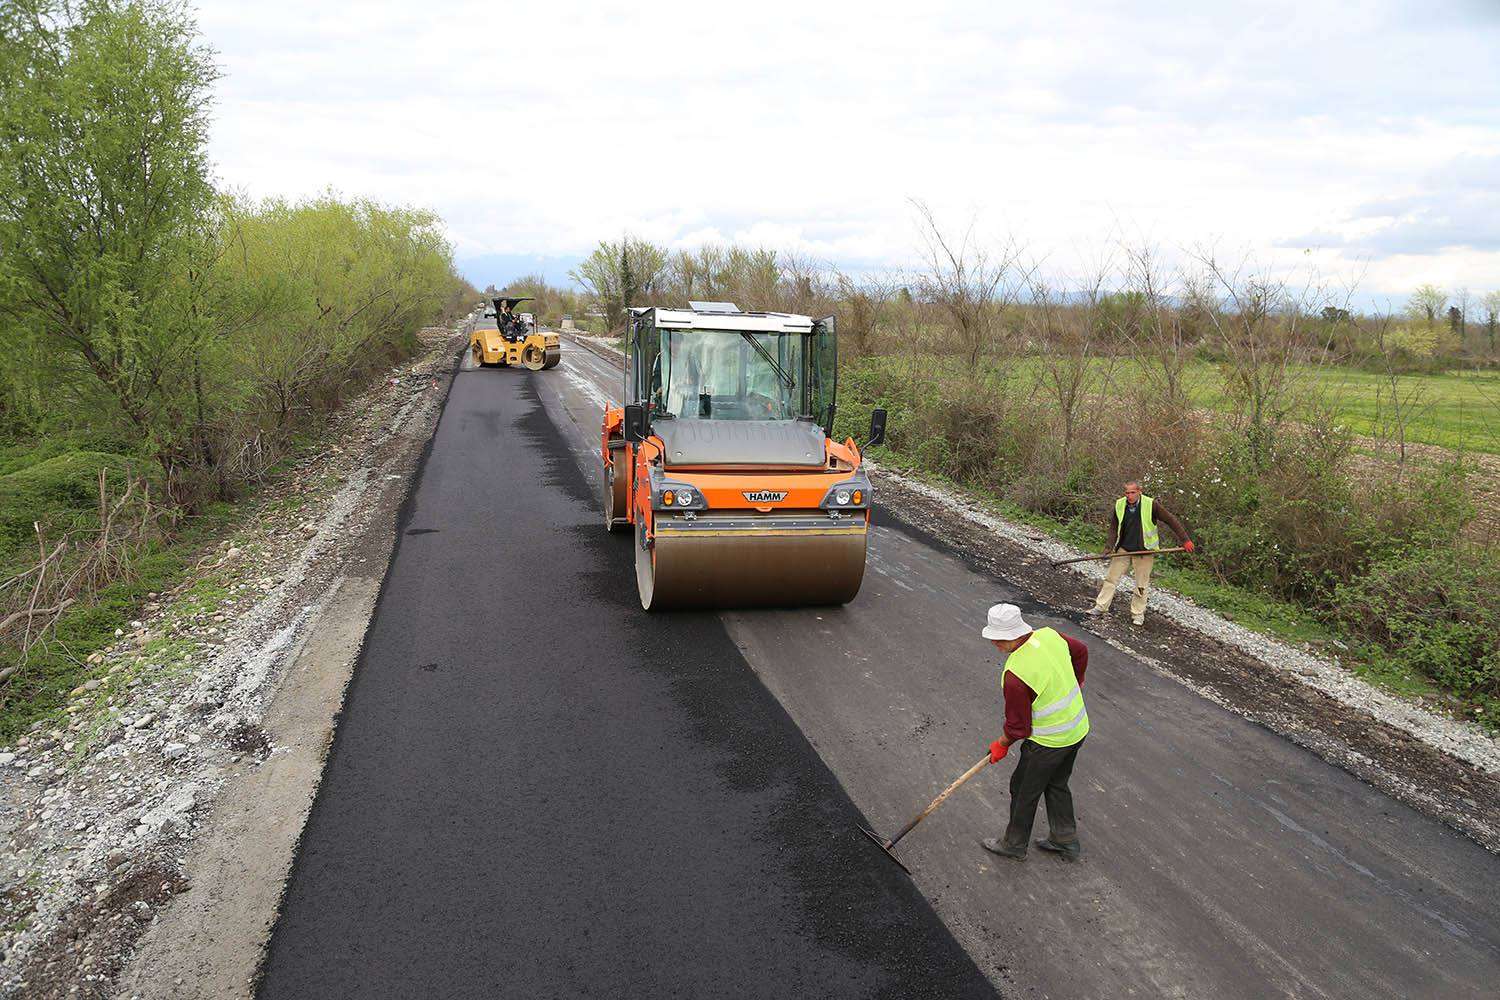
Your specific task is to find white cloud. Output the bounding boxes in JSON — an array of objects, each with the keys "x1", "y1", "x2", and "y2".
[{"x1": 194, "y1": 0, "x2": 1500, "y2": 301}]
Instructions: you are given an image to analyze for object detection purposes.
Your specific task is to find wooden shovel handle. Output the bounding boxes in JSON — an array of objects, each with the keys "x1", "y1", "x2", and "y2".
[
  {"x1": 888, "y1": 753, "x2": 994, "y2": 848},
  {"x1": 1050, "y1": 545, "x2": 1186, "y2": 567}
]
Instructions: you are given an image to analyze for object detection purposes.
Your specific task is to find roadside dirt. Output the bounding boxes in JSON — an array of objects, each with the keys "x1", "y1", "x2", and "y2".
[{"x1": 0, "y1": 323, "x2": 466, "y2": 999}]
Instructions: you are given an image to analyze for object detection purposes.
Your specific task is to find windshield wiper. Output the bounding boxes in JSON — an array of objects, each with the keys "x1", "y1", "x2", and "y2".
[{"x1": 740, "y1": 332, "x2": 795, "y2": 391}]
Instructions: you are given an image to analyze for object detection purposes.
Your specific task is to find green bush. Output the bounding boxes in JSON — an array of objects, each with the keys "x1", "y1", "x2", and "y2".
[
  {"x1": 1333, "y1": 545, "x2": 1500, "y2": 707},
  {"x1": 0, "y1": 450, "x2": 146, "y2": 563}
]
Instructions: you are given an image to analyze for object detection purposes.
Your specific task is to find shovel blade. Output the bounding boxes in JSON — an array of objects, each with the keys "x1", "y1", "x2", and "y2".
[{"x1": 858, "y1": 825, "x2": 911, "y2": 876}]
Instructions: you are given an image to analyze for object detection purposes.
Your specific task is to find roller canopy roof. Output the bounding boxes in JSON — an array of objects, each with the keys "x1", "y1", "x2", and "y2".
[{"x1": 636, "y1": 305, "x2": 817, "y2": 334}]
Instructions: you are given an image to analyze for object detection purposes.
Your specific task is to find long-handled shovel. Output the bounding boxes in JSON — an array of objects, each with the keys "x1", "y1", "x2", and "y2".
[
  {"x1": 1050, "y1": 545, "x2": 1187, "y2": 567},
  {"x1": 859, "y1": 750, "x2": 998, "y2": 875}
]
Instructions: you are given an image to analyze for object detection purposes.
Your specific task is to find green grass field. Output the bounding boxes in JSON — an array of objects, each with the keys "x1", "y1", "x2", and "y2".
[
  {"x1": 1186, "y1": 363, "x2": 1500, "y2": 455},
  {"x1": 854, "y1": 354, "x2": 1500, "y2": 456}
]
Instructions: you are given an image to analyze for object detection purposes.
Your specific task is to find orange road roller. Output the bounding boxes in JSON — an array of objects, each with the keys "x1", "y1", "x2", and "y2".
[
  {"x1": 601, "y1": 302, "x2": 887, "y2": 610},
  {"x1": 471, "y1": 296, "x2": 560, "y2": 370}
]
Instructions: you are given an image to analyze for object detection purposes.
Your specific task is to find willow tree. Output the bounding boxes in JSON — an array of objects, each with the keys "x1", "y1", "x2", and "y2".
[{"x1": 0, "y1": 0, "x2": 221, "y2": 488}]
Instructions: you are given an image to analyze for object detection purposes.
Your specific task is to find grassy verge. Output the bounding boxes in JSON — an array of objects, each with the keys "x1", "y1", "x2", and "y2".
[
  {"x1": 834, "y1": 353, "x2": 1494, "y2": 727},
  {"x1": 0, "y1": 407, "x2": 370, "y2": 742},
  {"x1": 0, "y1": 491, "x2": 239, "y2": 743}
]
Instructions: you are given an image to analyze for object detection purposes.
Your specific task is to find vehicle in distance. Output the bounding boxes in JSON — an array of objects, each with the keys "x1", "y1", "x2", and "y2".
[{"x1": 471, "y1": 296, "x2": 561, "y2": 370}]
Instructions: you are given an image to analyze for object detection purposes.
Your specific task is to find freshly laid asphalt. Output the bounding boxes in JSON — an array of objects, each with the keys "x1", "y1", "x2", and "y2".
[{"x1": 257, "y1": 360, "x2": 997, "y2": 998}]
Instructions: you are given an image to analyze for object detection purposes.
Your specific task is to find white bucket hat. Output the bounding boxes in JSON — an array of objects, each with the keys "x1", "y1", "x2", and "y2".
[{"x1": 981, "y1": 603, "x2": 1032, "y2": 641}]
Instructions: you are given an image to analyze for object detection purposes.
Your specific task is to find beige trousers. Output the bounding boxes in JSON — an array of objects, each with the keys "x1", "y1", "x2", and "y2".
[{"x1": 1093, "y1": 549, "x2": 1155, "y2": 618}]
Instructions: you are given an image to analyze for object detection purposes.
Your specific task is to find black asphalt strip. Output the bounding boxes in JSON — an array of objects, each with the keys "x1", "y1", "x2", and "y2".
[{"x1": 258, "y1": 367, "x2": 1000, "y2": 999}]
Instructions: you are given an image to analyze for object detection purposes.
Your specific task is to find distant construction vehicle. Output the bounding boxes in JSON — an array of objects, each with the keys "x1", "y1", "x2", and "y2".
[
  {"x1": 601, "y1": 302, "x2": 886, "y2": 610},
  {"x1": 471, "y1": 296, "x2": 561, "y2": 370}
]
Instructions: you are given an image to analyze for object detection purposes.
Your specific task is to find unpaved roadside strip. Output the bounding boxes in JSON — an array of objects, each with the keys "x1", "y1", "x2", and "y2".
[
  {"x1": 110, "y1": 342, "x2": 464, "y2": 1000},
  {"x1": 112, "y1": 572, "x2": 374, "y2": 999}
]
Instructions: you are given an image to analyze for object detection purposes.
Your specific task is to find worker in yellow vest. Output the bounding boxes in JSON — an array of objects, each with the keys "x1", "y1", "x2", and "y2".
[
  {"x1": 1086, "y1": 481, "x2": 1195, "y2": 626},
  {"x1": 980, "y1": 603, "x2": 1090, "y2": 862}
]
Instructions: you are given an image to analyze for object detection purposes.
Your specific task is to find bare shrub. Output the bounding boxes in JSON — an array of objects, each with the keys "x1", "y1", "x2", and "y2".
[
  {"x1": 1192, "y1": 253, "x2": 1342, "y2": 471},
  {"x1": 1026, "y1": 272, "x2": 1117, "y2": 475},
  {"x1": 832, "y1": 270, "x2": 899, "y2": 358},
  {"x1": 1365, "y1": 313, "x2": 1436, "y2": 469},
  {"x1": 910, "y1": 200, "x2": 1025, "y2": 368},
  {"x1": 0, "y1": 472, "x2": 172, "y2": 680}
]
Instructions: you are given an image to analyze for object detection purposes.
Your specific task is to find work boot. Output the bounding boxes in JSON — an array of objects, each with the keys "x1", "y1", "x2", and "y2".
[
  {"x1": 1131, "y1": 613, "x2": 1144, "y2": 627},
  {"x1": 1084, "y1": 605, "x2": 1105, "y2": 618},
  {"x1": 1035, "y1": 838, "x2": 1082, "y2": 862},
  {"x1": 980, "y1": 838, "x2": 1026, "y2": 861}
]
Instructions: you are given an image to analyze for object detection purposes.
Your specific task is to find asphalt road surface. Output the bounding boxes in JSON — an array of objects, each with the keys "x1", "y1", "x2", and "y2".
[
  {"x1": 262, "y1": 340, "x2": 1500, "y2": 999},
  {"x1": 258, "y1": 354, "x2": 997, "y2": 999}
]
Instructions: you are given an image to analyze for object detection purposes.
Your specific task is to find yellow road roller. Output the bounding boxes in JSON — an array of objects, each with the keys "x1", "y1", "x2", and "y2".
[
  {"x1": 601, "y1": 302, "x2": 887, "y2": 610},
  {"x1": 470, "y1": 296, "x2": 560, "y2": 370}
]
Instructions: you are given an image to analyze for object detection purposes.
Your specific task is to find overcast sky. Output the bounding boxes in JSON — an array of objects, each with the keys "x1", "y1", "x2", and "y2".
[{"x1": 196, "y1": 0, "x2": 1499, "y2": 307}]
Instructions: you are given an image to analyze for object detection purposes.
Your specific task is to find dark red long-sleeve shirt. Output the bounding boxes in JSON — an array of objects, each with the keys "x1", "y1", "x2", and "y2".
[{"x1": 1002, "y1": 632, "x2": 1089, "y2": 744}]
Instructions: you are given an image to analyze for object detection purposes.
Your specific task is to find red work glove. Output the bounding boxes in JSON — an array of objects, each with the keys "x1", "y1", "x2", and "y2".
[
  {"x1": 1184, "y1": 540, "x2": 1196, "y2": 553},
  {"x1": 989, "y1": 740, "x2": 1009, "y2": 763}
]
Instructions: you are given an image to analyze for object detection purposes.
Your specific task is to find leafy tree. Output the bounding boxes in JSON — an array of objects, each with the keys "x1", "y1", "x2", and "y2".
[
  {"x1": 215, "y1": 193, "x2": 456, "y2": 432},
  {"x1": 569, "y1": 237, "x2": 668, "y2": 333},
  {"x1": 0, "y1": 0, "x2": 220, "y2": 488},
  {"x1": 0, "y1": 2, "x2": 462, "y2": 500},
  {"x1": 1407, "y1": 284, "x2": 1447, "y2": 326}
]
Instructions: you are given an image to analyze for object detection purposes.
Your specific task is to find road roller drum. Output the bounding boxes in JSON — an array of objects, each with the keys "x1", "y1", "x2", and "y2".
[{"x1": 635, "y1": 514, "x2": 867, "y2": 610}]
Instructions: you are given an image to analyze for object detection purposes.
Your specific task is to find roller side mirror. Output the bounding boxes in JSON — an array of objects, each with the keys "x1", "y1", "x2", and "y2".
[
  {"x1": 864, "y1": 408, "x2": 887, "y2": 450},
  {"x1": 623, "y1": 404, "x2": 649, "y2": 443}
]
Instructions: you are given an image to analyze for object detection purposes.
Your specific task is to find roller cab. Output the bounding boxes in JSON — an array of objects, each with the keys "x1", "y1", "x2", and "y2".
[
  {"x1": 470, "y1": 296, "x2": 561, "y2": 370},
  {"x1": 601, "y1": 302, "x2": 887, "y2": 611}
]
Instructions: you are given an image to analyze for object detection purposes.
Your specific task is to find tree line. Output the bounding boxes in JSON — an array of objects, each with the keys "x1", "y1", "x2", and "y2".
[
  {"x1": 0, "y1": 0, "x2": 468, "y2": 503},
  {"x1": 557, "y1": 232, "x2": 1498, "y2": 371}
]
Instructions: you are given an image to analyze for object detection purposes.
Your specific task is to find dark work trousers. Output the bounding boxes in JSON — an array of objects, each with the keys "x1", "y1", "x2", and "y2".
[{"x1": 1003, "y1": 738, "x2": 1085, "y2": 851}]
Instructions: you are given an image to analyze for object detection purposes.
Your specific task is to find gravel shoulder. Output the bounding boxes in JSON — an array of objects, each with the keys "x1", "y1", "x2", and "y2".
[{"x1": 0, "y1": 324, "x2": 467, "y2": 1000}]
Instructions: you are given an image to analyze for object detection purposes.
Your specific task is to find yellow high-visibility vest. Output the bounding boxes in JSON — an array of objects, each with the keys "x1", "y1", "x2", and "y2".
[
  {"x1": 1116, "y1": 494, "x2": 1160, "y2": 550},
  {"x1": 1004, "y1": 628, "x2": 1089, "y2": 748}
]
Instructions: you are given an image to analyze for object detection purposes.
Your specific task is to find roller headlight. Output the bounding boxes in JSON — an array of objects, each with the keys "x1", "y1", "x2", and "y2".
[
  {"x1": 820, "y1": 475, "x2": 872, "y2": 510},
  {"x1": 650, "y1": 474, "x2": 708, "y2": 511}
]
